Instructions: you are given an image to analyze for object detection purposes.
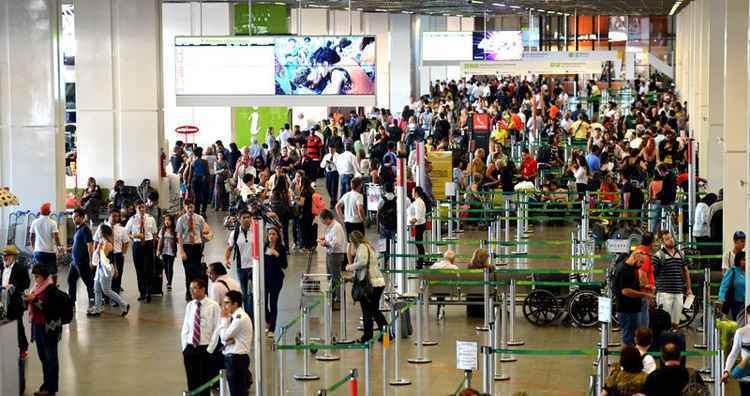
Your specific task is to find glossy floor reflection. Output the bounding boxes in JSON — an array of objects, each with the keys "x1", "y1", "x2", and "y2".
[{"x1": 22, "y1": 211, "x2": 728, "y2": 395}]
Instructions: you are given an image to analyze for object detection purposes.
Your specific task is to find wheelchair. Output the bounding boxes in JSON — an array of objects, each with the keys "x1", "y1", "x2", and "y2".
[{"x1": 522, "y1": 273, "x2": 601, "y2": 328}]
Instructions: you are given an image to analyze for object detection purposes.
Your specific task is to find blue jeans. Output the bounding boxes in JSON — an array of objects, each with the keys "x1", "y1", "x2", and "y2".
[
  {"x1": 33, "y1": 252, "x2": 57, "y2": 275},
  {"x1": 94, "y1": 269, "x2": 127, "y2": 311},
  {"x1": 638, "y1": 298, "x2": 650, "y2": 329},
  {"x1": 339, "y1": 173, "x2": 354, "y2": 197},
  {"x1": 237, "y1": 268, "x2": 254, "y2": 320},
  {"x1": 32, "y1": 323, "x2": 59, "y2": 393},
  {"x1": 619, "y1": 312, "x2": 640, "y2": 345}
]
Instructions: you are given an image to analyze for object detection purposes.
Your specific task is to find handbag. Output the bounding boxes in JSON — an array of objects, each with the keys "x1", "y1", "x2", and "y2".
[
  {"x1": 721, "y1": 267, "x2": 736, "y2": 316},
  {"x1": 351, "y1": 247, "x2": 374, "y2": 303}
]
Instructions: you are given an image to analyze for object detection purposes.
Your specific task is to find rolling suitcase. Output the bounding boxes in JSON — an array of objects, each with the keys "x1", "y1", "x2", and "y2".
[{"x1": 151, "y1": 256, "x2": 164, "y2": 296}]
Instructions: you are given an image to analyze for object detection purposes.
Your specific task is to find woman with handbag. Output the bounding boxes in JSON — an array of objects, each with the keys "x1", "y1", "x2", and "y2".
[
  {"x1": 89, "y1": 224, "x2": 130, "y2": 317},
  {"x1": 719, "y1": 251, "x2": 746, "y2": 320},
  {"x1": 345, "y1": 231, "x2": 387, "y2": 343}
]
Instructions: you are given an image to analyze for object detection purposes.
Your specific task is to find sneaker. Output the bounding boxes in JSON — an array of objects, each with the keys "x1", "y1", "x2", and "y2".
[
  {"x1": 87, "y1": 310, "x2": 101, "y2": 317},
  {"x1": 167, "y1": 285, "x2": 172, "y2": 292},
  {"x1": 265, "y1": 330, "x2": 275, "y2": 339},
  {"x1": 121, "y1": 304, "x2": 130, "y2": 317}
]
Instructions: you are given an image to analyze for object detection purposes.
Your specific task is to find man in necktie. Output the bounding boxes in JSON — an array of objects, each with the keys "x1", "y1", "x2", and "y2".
[
  {"x1": 177, "y1": 201, "x2": 211, "y2": 301},
  {"x1": 126, "y1": 201, "x2": 156, "y2": 303},
  {"x1": 181, "y1": 279, "x2": 219, "y2": 396}
]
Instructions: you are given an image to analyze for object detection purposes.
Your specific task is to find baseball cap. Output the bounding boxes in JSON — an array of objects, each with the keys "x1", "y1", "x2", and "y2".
[
  {"x1": 40, "y1": 202, "x2": 52, "y2": 215},
  {"x1": 734, "y1": 231, "x2": 746, "y2": 241}
]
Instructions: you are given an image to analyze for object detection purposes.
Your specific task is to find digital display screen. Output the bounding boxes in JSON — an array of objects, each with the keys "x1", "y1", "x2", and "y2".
[
  {"x1": 274, "y1": 36, "x2": 376, "y2": 95},
  {"x1": 175, "y1": 36, "x2": 376, "y2": 98},
  {"x1": 472, "y1": 31, "x2": 524, "y2": 61},
  {"x1": 422, "y1": 32, "x2": 473, "y2": 61}
]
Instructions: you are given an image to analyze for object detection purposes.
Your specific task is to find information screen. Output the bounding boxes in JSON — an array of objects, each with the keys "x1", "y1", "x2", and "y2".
[
  {"x1": 422, "y1": 32, "x2": 473, "y2": 61},
  {"x1": 175, "y1": 35, "x2": 376, "y2": 98},
  {"x1": 175, "y1": 37, "x2": 276, "y2": 96},
  {"x1": 472, "y1": 31, "x2": 523, "y2": 61}
]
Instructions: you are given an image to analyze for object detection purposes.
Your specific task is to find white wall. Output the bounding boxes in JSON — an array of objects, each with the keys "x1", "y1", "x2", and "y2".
[
  {"x1": 389, "y1": 14, "x2": 413, "y2": 114},
  {"x1": 162, "y1": 2, "x2": 232, "y2": 149},
  {"x1": 363, "y1": 12, "x2": 391, "y2": 108}
]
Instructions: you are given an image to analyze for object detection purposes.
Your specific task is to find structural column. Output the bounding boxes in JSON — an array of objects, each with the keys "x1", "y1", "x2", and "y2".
[
  {"x1": 389, "y1": 13, "x2": 413, "y2": 113},
  {"x1": 75, "y1": 0, "x2": 163, "y2": 188},
  {"x1": 0, "y1": 0, "x2": 66, "y2": 223},
  {"x1": 705, "y1": 0, "x2": 725, "y2": 190}
]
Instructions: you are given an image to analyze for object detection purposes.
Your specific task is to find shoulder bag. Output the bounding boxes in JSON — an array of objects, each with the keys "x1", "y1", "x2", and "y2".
[{"x1": 351, "y1": 247, "x2": 374, "y2": 303}]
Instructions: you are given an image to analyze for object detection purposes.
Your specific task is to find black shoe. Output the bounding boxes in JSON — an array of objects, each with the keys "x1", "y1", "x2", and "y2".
[
  {"x1": 121, "y1": 304, "x2": 130, "y2": 317},
  {"x1": 356, "y1": 337, "x2": 372, "y2": 344},
  {"x1": 145, "y1": 296, "x2": 152, "y2": 303},
  {"x1": 137, "y1": 296, "x2": 146, "y2": 302}
]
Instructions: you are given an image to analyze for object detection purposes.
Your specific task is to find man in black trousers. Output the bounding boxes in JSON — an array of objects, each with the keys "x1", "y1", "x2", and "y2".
[
  {"x1": 125, "y1": 201, "x2": 158, "y2": 303},
  {"x1": 181, "y1": 279, "x2": 220, "y2": 396}
]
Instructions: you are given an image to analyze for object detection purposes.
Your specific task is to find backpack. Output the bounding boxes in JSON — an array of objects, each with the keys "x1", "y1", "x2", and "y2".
[
  {"x1": 45, "y1": 286, "x2": 74, "y2": 326},
  {"x1": 378, "y1": 196, "x2": 397, "y2": 231},
  {"x1": 311, "y1": 192, "x2": 326, "y2": 216}
]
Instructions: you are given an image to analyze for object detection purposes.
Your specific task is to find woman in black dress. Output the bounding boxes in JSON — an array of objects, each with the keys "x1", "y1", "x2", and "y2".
[{"x1": 297, "y1": 177, "x2": 317, "y2": 251}]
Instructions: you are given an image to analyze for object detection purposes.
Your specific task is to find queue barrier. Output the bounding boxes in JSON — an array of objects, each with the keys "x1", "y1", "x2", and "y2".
[
  {"x1": 493, "y1": 347, "x2": 718, "y2": 357},
  {"x1": 317, "y1": 369, "x2": 358, "y2": 396},
  {"x1": 183, "y1": 371, "x2": 225, "y2": 396}
]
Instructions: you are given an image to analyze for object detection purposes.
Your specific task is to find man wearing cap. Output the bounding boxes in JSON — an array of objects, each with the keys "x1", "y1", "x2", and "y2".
[
  {"x1": 1, "y1": 245, "x2": 30, "y2": 355},
  {"x1": 723, "y1": 231, "x2": 746, "y2": 273},
  {"x1": 30, "y1": 202, "x2": 62, "y2": 280}
]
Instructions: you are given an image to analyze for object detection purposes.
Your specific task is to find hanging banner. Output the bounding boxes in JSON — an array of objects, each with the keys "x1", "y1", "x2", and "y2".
[{"x1": 427, "y1": 151, "x2": 453, "y2": 201}]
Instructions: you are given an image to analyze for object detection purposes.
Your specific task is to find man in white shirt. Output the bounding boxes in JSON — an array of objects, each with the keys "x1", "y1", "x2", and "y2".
[
  {"x1": 318, "y1": 209, "x2": 347, "y2": 307},
  {"x1": 224, "y1": 210, "x2": 255, "y2": 315},
  {"x1": 321, "y1": 144, "x2": 340, "y2": 206},
  {"x1": 181, "y1": 279, "x2": 220, "y2": 396},
  {"x1": 30, "y1": 202, "x2": 62, "y2": 278},
  {"x1": 125, "y1": 201, "x2": 158, "y2": 303},
  {"x1": 265, "y1": 126, "x2": 276, "y2": 149},
  {"x1": 213, "y1": 290, "x2": 253, "y2": 396},
  {"x1": 336, "y1": 177, "x2": 366, "y2": 238},
  {"x1": 334, "y1": 147, "x2": 360, "y2": 197},
  {"x1": 94, "y1": 209, "x2": 130, "y2": 296},
  {"x1": 278, "y1": 123, "x2": 292, "y2": 148},
  {"x1": 177, "y1": 201, "x2": 212, "y2": 301},
  {"x1": 207, "y1": 262, "x2": 241, "y2": 308}
]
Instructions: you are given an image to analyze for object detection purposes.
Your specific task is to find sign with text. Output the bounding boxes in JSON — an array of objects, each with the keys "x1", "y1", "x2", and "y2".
[
  {"x1": 598, "y1": 297, "x2": 612, "y2": 323},
  {"x1": 456, "y1": 341, "x2": 478, "y2": 371},
  {"x1": 427, "y1": 151, "x2": 453, "y2": 201},
  {"x1": 606, "y1": 239, "x2": 631, "y2": 254}
]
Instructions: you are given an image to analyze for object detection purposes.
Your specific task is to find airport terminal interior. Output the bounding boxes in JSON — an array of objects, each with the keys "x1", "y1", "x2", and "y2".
[{"x1": 1, "y1": 0, "x2": 749, "y2": 395}]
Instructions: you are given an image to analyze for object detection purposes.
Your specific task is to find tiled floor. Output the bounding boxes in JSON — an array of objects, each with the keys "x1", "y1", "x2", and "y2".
[{"x1": 20, "y1": 207, "x2": 729, "y2": 395}]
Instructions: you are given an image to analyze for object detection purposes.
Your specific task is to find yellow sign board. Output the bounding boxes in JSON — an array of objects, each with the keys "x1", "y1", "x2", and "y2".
[{"x1": 427, "y1": 151, "x2": 453, "y2": 201}]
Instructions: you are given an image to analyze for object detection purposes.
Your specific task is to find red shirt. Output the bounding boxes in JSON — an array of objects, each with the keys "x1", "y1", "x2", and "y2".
[
  {"x1": 520, "y1": 157, "x2": 537, "y2": 179},
  {"x1": 305, "y1": 135, "x2": 323, "y2": 161},
  {"x1": 636, "y1": 245, "x2": 655, "y2": 289}
]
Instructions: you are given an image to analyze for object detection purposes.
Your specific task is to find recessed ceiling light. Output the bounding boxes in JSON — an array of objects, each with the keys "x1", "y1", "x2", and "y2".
[
  {"x1": 273, "y1": 2, "x2": 285, "y2": 5},
  {"x1": 509, "y1": 5, "x2": 520, "y2": 9},
  {"x1": 668, "y1": 0, "x2": 682, "y2": 16},
  {"x1": 309, "y1": 4, "x2": 329, "y2": 8},
  {"x1": 401, "y1": 10, "x2": 414, "y2": 14},
  {"x1": 470, "y1": 0, "x2": 483, "y2": 4},
  {"x1": 492, "y1": 3, "x2": 506, "y2": 7},
  {"x1": 374, "y1": 8, "x2": 387, "y2": 12}
]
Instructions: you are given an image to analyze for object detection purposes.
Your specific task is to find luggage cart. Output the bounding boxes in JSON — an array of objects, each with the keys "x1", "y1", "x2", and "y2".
[{"x1": 295, "y1": 273, "x2": 332, "y2": 351}]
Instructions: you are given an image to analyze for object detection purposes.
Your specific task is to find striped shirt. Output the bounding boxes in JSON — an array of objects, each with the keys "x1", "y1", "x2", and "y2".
[{"x1": 653, "y1": 247, "x2": 687, "y2": 294}]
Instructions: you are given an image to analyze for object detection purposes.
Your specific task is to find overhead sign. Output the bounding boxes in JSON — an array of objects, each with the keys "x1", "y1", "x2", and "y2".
[
  {"x1": 456, "y1": 341, "x2": 478, "y2": 371},
  {"x1": 461, "y1": 51, "x2": 621, "y2": 77}
]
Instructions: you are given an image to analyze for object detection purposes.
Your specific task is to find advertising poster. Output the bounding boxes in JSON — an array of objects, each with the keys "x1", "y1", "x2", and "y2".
[
  {"x1": 472, "y1": 31, "x2": 524, "y2": 61},
  {"x1": 274, "y1": 36, "x2": 376, "y2": 95},
  {"x1": 234, "y1": 3, "x2": 288, "y2": 35},
  {"x1": 422, "y1": 31, "x2": 473, "y2": 61},
  {"x1": 234, "y1": 107, "x2": 289, "y2": 148},
  {"x1": 427, "y1": 151, "x2": 453, "y2": 201}
]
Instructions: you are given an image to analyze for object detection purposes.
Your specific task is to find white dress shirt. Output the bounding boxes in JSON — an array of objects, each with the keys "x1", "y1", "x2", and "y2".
[
  {"x1": 407, "y1": 197, "x2": 426, "y2": 226},
  {"x1": 334, "y1": 150, "x2": 359, "y2": 176},
  {"x1": 94, "y1": 221, "x2": 129, "y2": 253},
  {"x1": 215, "y1": 307, "x2": 253, "y2": 355},
  {"x1": 324, "y1": 220, "x2": 347, "y2": 254},
  {"x1": 181, "y1": 297, "x2": 221, "y2": 351},
  {"x1": 693, "y1": 202, "x2": 710, "y2": 238},
  {"x1": 30, "y1": 216, "x2": 58, "y2": 253},
  {"x1": 175, "y1": 213, "x2": 206, "y2": 245},
  {"x1": 279, "y1": 130, "x2": 292, "y2": 148},
  {"x1": 321, "y1": 152, "x2": 340, "y2": 173},
  {"x1": 125, "y1": 214, "x2": 158, "y2": 242}
]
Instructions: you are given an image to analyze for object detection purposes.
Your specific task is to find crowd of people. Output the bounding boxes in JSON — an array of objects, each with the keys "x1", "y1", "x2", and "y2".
[{"x1": 2, "y1": 73, "x2": 747, "y2": 396}]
